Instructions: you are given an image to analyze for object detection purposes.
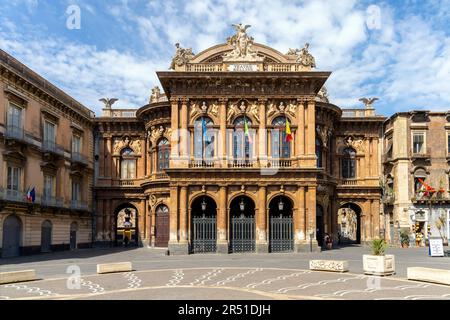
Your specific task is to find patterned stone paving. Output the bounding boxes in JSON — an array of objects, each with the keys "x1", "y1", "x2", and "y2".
[{"x1": 1, "y1": 267, "x2": 449, "y2": 300}]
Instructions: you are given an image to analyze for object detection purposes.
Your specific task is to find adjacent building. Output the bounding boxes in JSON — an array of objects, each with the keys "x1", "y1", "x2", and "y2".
[
  {"x1": 383, "y1": 111, "x2": 450, "y2": 246},
  {"x1": 0, "y1": 49, "x2": 94, "y2": 257}
]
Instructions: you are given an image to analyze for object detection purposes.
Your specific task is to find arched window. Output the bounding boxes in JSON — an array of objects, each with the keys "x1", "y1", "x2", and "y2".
[
  {"x1": 316, "y1": 138, "x2": 323, "y2": 168},
  {"x1": 157, "y1": 138, "x2": 170, "y2": 171},
  {"x1": 342, "y1": 147, "x2": 356, "y2": 178},
  {"x1": 233, "y1": 116, "x2": 252, "y2": 160},
  {"x1": 194, "y1": 117, "x2": 214, "y2": 159},
  {"x1": 271, "y1": 116, "x2": 291, "y2": 158},
  {"x1": 413, "y1": 168, "x2": 427, "y2": 193},
  {"x1": 121, "y1": 147, "x2": 136, "y2": 179}
]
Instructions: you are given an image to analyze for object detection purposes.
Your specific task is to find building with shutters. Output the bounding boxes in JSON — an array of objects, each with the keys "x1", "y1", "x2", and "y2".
[{"x1": 0, "y1": 49, "x2": 94, "y2": 257}]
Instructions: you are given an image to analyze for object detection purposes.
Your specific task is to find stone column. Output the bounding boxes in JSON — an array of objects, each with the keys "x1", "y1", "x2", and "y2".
[
  {"x1": 217, "y1": 185, "x2": 228, "y2": 253},
  {"x1": 105, "y1": 137, "x2": 112, "y2": 178},
  {"x1": 306, "y1": 186, "x2": 320, "y2": 251},
  {"x1": 297, "y1": 100, "x2": 305, "y2": 158},
  {"x1": 179, "y1": 186, "x2": 188, "y2": 243},
  {"x1": 170, "y1": 98, "x2": 179, "y2": 167},
  {"x1": 168, "y1": 185, "x2": 179, "y2": 249},
  {"x1": 256, "y1": 186, "x2": 268, "y2": 253},
  {"x1": 151, "y1": 203, "x2": 156, "y2": 247},
  {"x1": 104, "y1": 200, "x2": 112, "y2": 244},
  {"x1": 258, "y1": 99, "x2": 267, "y2": 167},
  {"x1": 306, "y1": 100, "x2": 316, "y2": 167},
  {"x1": 294, "y1": 186, "x2": 308, "y2": 252},
  {"x1": 219, "y1": 98, "x2": 227, "y2": 166},
  {"x1": 179, "y1": 99, "x2": 188, "y2": 166},
  {"x1": 99, "y1": 136, "x2": 105, "y2": 177},
  {"x1": 96, "y1": 199, "x2": 104, "y2": 243}
]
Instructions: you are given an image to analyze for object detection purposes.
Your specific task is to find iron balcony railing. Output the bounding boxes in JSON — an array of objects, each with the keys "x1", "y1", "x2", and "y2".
[
  {"x1": 41, "y1": 195, "x2": 64, "y2": 207},
  {"x1": 5, "y1": 125, "x2": 34, "y2": 144},
  {"x1": 71, "y1": 152, "x2": 89, "y2": 165},
  {"x1": 70, "y1": 200, "x2": 89, "y2": 211},
  {"x1": 42, "y1": 140, "x2": 65, "y2": 156}
]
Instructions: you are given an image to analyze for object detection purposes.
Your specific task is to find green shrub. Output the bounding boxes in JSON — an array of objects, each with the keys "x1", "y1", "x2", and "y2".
[
  {"x1": 371, "y1": 238, "x2": 387, "y2": 255},
  {"x1": 399, "y1": 229, "x2": 410, "y2": 245}
]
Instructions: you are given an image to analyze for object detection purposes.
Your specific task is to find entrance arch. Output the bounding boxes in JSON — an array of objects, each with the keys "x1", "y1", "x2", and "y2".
[
  {"x1": 155, "y1": 204, "x2": 169, "y2": 247},
  {"x1": 41, "y1": 220, "x2": 52, "y2": 253},
  {"x1": 229, "y1": 195, "x2": 255, "y2": 253},
  {"x1": 338, "y1": 203, "x2": 361, "y2": 244},
  {"x1": 191, "y1": 196, "x2": 217, "y2": 253},
  {"x1": 316, "y1": 205, "x2": 324, "y2": 247},
  {"x1": 70, "y1": 222, "x2": 78, "y2": 250},
  {"x1": 115, "y1": 203, "x2": 138, "y2": 247},
  {"x1": 2, "y1": 214, "x2": 22, "y2": 257},
  {"x1": 269, "y1": 195, "x2": 294, "y2": 252}
]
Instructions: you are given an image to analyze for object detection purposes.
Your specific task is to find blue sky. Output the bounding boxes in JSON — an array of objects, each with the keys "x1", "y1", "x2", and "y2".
[{"x1": 1, "y1": 0, "x2": 449, "y2": 116}]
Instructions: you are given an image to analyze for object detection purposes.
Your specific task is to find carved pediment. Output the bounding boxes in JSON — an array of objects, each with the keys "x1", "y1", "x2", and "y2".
[
  {"x1": 222, "y1": 24, "x2": 264, "y2": 62},
  {"x1": 113, "y1": 136, "x2": 142, "y2": 155}
]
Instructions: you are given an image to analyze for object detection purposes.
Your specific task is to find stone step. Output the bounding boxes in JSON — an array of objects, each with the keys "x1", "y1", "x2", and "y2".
[
  {"x1": 0, "y1": 270, "x2": 37, "y2": 284},
  {"x1": 97, "y1": 262, "x2": 133, "y2": 274},
  {"x1": 309, "y1": 260, "x2": 349, "y2": 272},
  {"x1": 407, "y1": 267, "x2": 450, "y2": 286}
]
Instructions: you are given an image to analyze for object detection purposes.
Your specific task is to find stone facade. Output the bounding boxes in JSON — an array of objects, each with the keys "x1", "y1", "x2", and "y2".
[
  {"x1": 94, "y1": 27, "x2": 385, "y2": 254},
  {"x1": 0, "y1": 49, "x2": 94, "y2": 257},
  {"x1": 383, "y1": 111, "x2": 450, "y2": 246}
]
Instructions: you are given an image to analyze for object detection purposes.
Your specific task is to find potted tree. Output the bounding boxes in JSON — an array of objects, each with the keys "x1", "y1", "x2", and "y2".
[
  {"x1": 399, "y1": 229, "x2": 410, "y2": 248},
  {"x1": 363, "y1": 238, "x2": 395, "y2": 276}
]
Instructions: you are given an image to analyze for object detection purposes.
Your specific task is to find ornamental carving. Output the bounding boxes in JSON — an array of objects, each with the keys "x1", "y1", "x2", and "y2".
[
  {"x1": 337, "y1": 135, "x2": 365, "y2": 153},
  {"x1": 149, "y1": 86, "x2": 161, "y2": 103},
  {"x1": 287, "y1": 43, "x2": 316, "y2": 69},
  {"x1": 316, "y1": 125, "x2": 331, "y2": 147},
  {"x1": 169, "y1": 43, "x2": 195, "y2": 70},
  {"x1": 359, "y1": 97, "x2": 378, "y2": 109},
  {"x1": 190, "y1": 101, "x2": 219, "y2": 120},
  {"x1": 223, "y1": 24, "x2": 263, "y2": 62},
  {"x1": 267, "y1": 101, "x2": 296, "y2": 118},
  {"x1": 316, "y1": 86, "x2": 329, "y2": 103},
  {"x1": 113, "y1": 136, "x2": 142, "y2": 155},
  {"x1": 226, "y1": 101, "x2": 260, "y2": 123},
  {"x1": 150, "y1": 125, "x2": 171, "y2": 144}
]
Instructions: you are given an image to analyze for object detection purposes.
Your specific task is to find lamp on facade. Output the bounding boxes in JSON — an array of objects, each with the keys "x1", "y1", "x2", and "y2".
[
  {"x1": 278, "y1": 198, "x2": 284, "y2": 211},
  {"x1": 201, "y1": 198, "x2": 207, "y2": 212},
  {"x1": 239, "y1": 198, "x2": 245, "y2": 212}
]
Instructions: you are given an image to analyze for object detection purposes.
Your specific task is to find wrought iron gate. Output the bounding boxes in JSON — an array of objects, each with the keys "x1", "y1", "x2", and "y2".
[
  {"x1": 230, "y1": 214, "x2": 255, "y2": 252},
  {"x1": 192, "y1": 215, "x2": 216, "y2": 253},
  {"x1": 269, "y1": 214, "x2": 293, "y2": 252}
]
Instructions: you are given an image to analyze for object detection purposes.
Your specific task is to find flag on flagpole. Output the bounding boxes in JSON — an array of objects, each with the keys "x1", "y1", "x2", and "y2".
[
  {"x1": 244, "y1": 115, "x2": 252, "y2": 144},
  {"x1": 27, "y1": 187, "x2": 36, "y2": 203},
  {"x1": 418, "y1": 178, "x2": 435, "y2": 192},
  {"x1": 285, "y1": 118, "x2": 293, "y2": 142}
]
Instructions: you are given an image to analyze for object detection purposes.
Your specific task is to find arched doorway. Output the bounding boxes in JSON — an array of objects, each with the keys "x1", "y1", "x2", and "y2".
[
  {"x1": 70, "y1": 222, "x2": 78, "y2": 250},
  {"x1": 338, "y1": 203, "x2": 361, "y2": 244},
  {"x1": 2, "y1": 215, "x2": 22, "y2": 257},
  {"x1": 41, "y1": 220, "x2": 52, "y2": 253},
  {"x1": 316, "y1": 205, "x2": 324, "y2": 247},
  {"x1": 191, "y1": 196, "x2": 217, "y2": 253},
  {"x1": 115, "y1": 204, "x2": 138, "y2": 247},
  {"x1": 229, "y1": 196, "x2": 255, "y2": 253},
  {"x1": 155, "y1": 204, "x2": 169, "y2": 247},
  {"x1": 269, "y1": 196, "x2": 294, "y2": 252}
]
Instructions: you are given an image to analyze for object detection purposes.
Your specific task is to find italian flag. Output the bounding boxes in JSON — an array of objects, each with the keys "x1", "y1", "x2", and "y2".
[{"x1": 285, "y1": 118, "x2": 293, "y2": 142}]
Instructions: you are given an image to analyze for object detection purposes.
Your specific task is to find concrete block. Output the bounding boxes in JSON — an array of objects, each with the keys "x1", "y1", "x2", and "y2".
[
  {"x1": 309, "y1": 260, "x2": 349, "y2": 272},
  {"x1": 0, "y1": 270, "x2": 37, "y2": 284},
  {"x1": 96, "y1": 262, "x2": 133, "y2": 274},
  {"x1": 407, "y1": 267, "x2": 450, "y2": 286}
]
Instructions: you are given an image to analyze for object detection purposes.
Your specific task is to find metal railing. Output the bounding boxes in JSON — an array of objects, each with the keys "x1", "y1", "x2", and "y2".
[
  {"x1": 5, "y1": 125, "x2": 34, "y2": 143},
  {"x1": 70, "y1": 200, "x2": 89, "y2": 211},
  {"x1": 41, "y1": 195, "x2": 64, "y2": 207},
  {"x1": 42, "y1": 140, "x2": 65, "y2": 156},
  {"x1": 71, "y1": 152, "x2": 89, "y2": 165},
  {"x1": 119, "y1": 180, "x2": 135, "y2": 186}
]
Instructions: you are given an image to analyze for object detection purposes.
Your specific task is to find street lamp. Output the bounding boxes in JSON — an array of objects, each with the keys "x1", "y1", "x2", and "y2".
[
  {"x1": 239, "y1": 198, "x2": 245, "y2": 212},
  {"x1": 278, "y1": 198, "x2": 284, "y2": 211},
  {"x1": 201, "y1": 198, "x2": 207, "y2": 212}
]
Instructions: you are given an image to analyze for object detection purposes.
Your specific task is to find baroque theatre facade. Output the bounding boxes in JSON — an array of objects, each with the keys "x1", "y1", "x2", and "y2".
[{"x1": 94, "y1": 25, "x2": 384, "y2": 254}]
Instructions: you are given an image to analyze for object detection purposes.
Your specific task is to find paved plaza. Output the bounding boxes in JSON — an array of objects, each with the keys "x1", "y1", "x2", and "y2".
[{"x1": 1, "y1": 246, "x2": 449, "y2": 300}]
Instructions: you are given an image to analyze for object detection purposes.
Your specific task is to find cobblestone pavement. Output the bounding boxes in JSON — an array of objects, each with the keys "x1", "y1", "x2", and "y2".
[{"x1": 1, "y1": 246, "x2": 449, "y2": 300}]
